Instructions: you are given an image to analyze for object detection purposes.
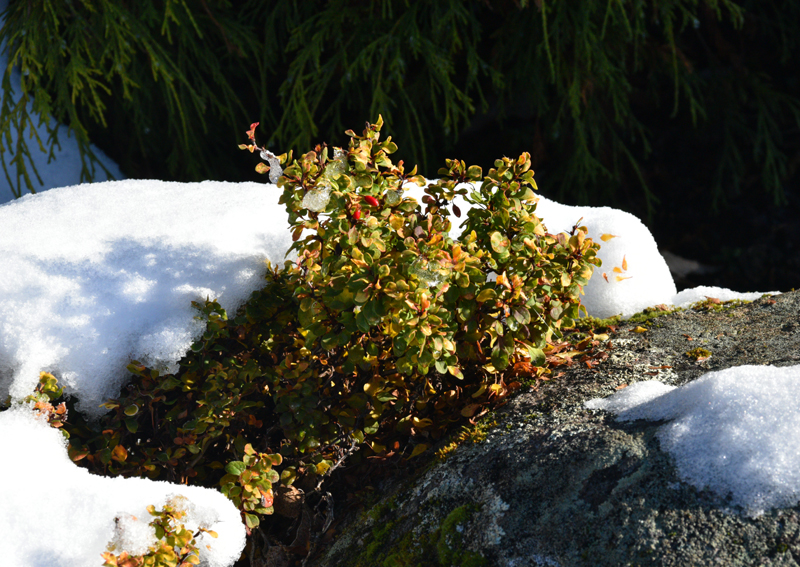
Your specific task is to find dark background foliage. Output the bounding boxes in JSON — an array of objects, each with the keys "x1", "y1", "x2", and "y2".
[{"x1": 2, "y1": 0, "x2": 799, "y2": 293}]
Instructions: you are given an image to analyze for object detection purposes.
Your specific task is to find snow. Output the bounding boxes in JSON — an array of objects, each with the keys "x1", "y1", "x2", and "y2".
[
  {"x1": 0, "y1": 180, "x2": 293, "y2": 419},
  {"x1": 586, "y1": 366, "x2": 800, "y2": 517},
  {"x1": 0, "y1": 405, "x2": 245, "y2": 566}
]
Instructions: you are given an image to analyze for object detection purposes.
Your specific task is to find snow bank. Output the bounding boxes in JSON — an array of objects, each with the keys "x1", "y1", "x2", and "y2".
[{"x1": 0, "y1": 180, "x2": 292, "y2": 417}]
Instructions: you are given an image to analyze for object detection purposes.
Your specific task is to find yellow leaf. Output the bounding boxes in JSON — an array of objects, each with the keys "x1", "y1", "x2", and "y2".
[
  {"x1": 600, "y1": 234, "x2": 618, "y2": 242},
  {"x1": 613, "y1": 267, "x2": 623, "y2": 273},
  {"x1": 615, "y1": 275, "x2": 633, "y2": 282},
  {"x1": 471, "y1": 384, "x2": 487, "y2": 398},
  {"x1": 410, "y1": 444, "x2": 429, "y2": 458},
  {"x1": 621, "y1": 255, "x2": 628, "y2": 271},
  {"x1": 412, "y1": 417, "x2": 433, "y2": 428},
  {"x1": 632, "y1": 326, "x2": 648, "y2": 333}
]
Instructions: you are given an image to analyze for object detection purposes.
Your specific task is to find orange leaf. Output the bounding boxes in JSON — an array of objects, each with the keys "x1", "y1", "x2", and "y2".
[
  {"x1": 111, "y1": 444, "x2": 128, "y2": 463},
  {"x1": 602, "y1": 272, "x2": 609, "y2": 283},
  {"x1": 621, "y1": 255, "x2": 628, "y2": 271},
  {"x1": 69, "y1": 448, "x2": 90, "y2": 462}
]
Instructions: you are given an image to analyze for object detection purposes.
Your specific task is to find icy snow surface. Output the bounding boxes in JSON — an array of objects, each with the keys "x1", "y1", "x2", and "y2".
[{"x1": 586, "y1": 366, "x2": 800, "y2": 517}]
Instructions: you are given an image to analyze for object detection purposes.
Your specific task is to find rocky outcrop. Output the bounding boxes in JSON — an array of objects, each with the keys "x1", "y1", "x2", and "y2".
[{"x1": 311, "y1": 291, "x2": 800, "y2": 566}]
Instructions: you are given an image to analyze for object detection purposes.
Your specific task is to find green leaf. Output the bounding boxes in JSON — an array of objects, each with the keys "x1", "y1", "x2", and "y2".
[
  {"x1": 526, "y1": 346, "x2": 546, "y2": 366},
  {"x1": 512, "y1": 305, "x2": 531, "y2": 325},
  {"x1": 447, "y1": 365, "x2": 464, "y2": 379},
  {"x1": 225, "y1": 461, "x2": 247, "y2": 476},
  {"x1": 466, "y1": 165, "x2": 482, "y2": 180},
  {"x1": 244, "y1": 513, "x2": 260, "y2": 529},
  {"x1": 491, "y1": 345, "x2": 510, "y2": 370}
]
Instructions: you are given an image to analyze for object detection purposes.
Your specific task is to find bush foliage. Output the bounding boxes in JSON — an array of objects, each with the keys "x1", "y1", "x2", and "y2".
[{"x1": 27, "y1": 117, "x2": 599, "y2": 563}]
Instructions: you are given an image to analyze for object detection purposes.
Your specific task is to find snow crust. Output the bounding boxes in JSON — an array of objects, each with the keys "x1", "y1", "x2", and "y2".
[
  {"x1": 672, "y1": 285, "x2": 777, "y2": 308},
  {"x1": 585, "y1": 366, "x2": 800, "y2": 517}
]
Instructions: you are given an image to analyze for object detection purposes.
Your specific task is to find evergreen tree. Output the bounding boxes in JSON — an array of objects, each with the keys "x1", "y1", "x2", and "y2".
[{"x1": 2, "y1": 1, "x2": 798, "y2": 222}]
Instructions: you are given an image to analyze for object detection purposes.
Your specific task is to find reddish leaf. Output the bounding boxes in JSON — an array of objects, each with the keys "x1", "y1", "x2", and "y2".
[{"x1": 246, "y1": 122, "x2": 259, "y2": 140}]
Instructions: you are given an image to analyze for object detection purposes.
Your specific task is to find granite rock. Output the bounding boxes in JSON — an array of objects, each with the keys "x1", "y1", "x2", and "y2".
[{"x1": 311, "y1": 291, "x2": 800, "y2": 567}]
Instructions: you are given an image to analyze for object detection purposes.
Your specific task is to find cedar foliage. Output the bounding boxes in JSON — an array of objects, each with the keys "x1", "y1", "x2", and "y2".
[{"x1": 1, "y1": 1, "x2": 799, "y2": 216}]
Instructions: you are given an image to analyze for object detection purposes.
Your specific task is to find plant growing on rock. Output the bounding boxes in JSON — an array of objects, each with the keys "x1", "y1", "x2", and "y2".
[
  {"x1": 238, "y1": 115, "x2": 600, "y2": 459},
  {"x1": 49, "y1": 116, "x2": 600, "y2": 563}
]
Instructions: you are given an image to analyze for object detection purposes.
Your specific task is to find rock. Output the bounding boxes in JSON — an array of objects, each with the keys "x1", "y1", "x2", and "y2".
[{"x1": 310, "y1": 291, "x2": 800, "y2": 566}]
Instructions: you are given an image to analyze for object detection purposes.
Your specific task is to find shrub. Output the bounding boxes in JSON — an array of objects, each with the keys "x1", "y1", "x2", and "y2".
[{"x1": 54, "y1": 117, "x2": 600, "y2": 561}]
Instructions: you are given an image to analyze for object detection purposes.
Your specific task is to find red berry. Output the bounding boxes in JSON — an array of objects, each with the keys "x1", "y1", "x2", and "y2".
[
  {"x1": 363, "y1": 195, "x2": 380, "y2": 207},
  {"x1": 354, "y1": 208, "x2": 362, "y2": 221}
]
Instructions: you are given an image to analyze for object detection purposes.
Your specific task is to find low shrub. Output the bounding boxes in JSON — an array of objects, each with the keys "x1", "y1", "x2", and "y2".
[{"x1": 48, "y1": 117, "x2": 600, "y2": 562}]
